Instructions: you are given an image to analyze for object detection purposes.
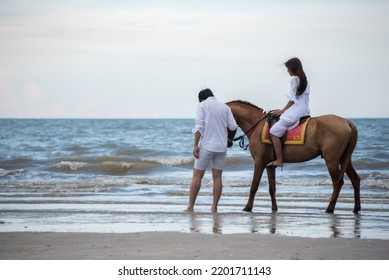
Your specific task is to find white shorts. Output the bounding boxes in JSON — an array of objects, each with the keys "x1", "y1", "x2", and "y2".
[
  {"x1": 194, "y1": 148, "x2": 227, "y2": 171},
  {"x1": 269, "y1": 119, "x2": 297, "y2": 138}
]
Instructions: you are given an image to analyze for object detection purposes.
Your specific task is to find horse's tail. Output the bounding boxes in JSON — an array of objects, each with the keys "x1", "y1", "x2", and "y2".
[{"x1": 337, "y1": 121, "x2": 358, "y2": 184}]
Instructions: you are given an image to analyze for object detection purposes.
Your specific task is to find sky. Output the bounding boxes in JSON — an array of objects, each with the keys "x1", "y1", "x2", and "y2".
[{"x1": 0, "y1": 0, "x2": 388, "y2": 118}]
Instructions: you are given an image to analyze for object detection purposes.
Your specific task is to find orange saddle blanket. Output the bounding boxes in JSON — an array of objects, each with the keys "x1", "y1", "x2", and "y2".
[{"x1": 261, "y1": 118, "x2": 310, "y2": 145}]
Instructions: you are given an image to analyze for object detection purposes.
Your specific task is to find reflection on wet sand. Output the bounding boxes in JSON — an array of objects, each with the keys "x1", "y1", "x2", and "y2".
[
  {"x1": 188, "y1": 213, "x2": 223, "y2": 234},
  {"x1": 328, "y1": 213, "x2": 361, "y2": 239},
  {"x1": 187, "y1": 211, "x2": 363, "y2": 239}
]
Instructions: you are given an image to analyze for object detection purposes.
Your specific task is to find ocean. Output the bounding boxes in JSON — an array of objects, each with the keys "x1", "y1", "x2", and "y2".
[{"x1": 0, "y1": 118, "x2": 388, "y2": 239}]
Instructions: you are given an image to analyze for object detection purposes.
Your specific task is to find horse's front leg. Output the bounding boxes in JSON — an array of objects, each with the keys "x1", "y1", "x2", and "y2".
[
  {"x1": 243, "y1": 163, "x2": 265, "y2": 212},
  {"x1": 266, "y1": 166, "x2": 278, "y2": 211}
]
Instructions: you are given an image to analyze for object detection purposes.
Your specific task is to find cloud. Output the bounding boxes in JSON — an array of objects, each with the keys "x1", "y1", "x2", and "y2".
[
  {"x1": 21, "y1": 82, "x2": 45, "y2": 100},
  {"x1": 0, "y1": 70, "x2": 16, "y2": 115},
  {"x1": 1, "y1": 3, "x2": 386, "y2": 62},
  {"x1": 0, "y1": 73, "x2": 64, "y2": 118},
  {"x1": 0, "y1": 79, "x2": 45, "y2": 118},
  {"x1": 0, "y1": 1, "x2": 388, "y2": 118}
]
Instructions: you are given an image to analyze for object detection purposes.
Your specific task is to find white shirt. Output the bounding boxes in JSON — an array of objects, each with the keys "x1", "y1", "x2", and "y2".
[
  {"x1": 281, "y1": 76, "x2": 310, "y2": 129},
  {"x1": 192, "y1": 97, "x2": 238, "y2": 152}
]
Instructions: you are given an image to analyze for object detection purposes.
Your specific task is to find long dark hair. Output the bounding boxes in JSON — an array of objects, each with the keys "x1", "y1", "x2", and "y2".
[{"x1": 285, "y1": 57, "x2": 307, "y2": 96}]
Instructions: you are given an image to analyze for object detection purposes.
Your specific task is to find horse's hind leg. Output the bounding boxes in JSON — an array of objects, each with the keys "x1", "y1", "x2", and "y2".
[
  {"x1": 346, "y1": 162, "x2": 361, "y2": 213},
  {"x1": 325, "y1": 159, "x2": 344, "y2": 213},
  {"x1": 266, "y1": 166, "x2": 278, "y2": 211}
]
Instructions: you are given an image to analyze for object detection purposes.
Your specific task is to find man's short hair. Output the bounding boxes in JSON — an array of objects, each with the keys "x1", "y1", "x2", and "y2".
[{"x1": 198, "y1": 88, "x2": 214, "y2": 102}]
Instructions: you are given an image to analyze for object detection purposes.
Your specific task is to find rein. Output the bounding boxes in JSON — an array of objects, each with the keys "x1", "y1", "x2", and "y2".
[{"x1": 232, "y1": 113, "x2": 268, "y2": 150}]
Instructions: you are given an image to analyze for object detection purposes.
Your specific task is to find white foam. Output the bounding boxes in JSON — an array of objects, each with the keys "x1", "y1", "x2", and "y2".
[
  {"x1": 55, "y1": 161, "x2": 89, "y2": 171},
  {"x1": 141, "y1": 157, "x2": 193, "y2": 167}
]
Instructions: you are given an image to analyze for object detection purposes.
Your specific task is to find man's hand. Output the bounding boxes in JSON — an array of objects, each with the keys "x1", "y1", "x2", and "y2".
[{"x1": 193, "y1": 146, "x2": 199, "y2": 159}]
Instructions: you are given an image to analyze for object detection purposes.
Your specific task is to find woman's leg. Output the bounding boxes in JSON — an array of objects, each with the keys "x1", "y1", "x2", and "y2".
[{"x1": 268, "y1": 134, "x2": 283, "y2": 167}]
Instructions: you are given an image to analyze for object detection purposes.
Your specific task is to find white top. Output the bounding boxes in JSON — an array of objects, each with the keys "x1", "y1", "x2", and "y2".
[
  {"x1": 281, "y1": 76, "x2": 310, "y2": 129},
  {"x1": 192, "y1": 97, "x2": 238, "y2": 152}
]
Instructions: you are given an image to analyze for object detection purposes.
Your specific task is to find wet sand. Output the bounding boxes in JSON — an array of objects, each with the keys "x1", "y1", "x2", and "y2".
[{"x1": 1, "y1": 232, "x2": 388, "y2": 260}]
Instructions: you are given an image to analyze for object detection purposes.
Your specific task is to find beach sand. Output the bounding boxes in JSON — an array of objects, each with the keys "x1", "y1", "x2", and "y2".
[{"x1": 0, "y1": 232, "x2": 388, "y2": 260}]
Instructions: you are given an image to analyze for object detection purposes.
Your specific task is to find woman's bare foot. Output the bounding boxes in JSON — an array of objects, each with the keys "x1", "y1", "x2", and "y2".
[{"x1": 266, "y1": 161, "x2": 283, "y2": 168}]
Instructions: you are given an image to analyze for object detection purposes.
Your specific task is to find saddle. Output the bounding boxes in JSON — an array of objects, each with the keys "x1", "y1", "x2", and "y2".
[{"x1": 262, "y1": 112, "x2": 310, "y2": 145}]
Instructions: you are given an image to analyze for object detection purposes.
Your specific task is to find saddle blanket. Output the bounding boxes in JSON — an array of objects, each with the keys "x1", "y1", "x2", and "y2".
[{"x1": 261, "y1": 118, "x2": 310, "y2": 145}]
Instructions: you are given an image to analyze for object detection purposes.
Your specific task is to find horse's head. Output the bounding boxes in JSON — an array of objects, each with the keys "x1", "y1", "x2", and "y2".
[
  {"x1": 226, "y1": 100, "x2": 267, "y2": 143},
  {"x1": 226, "y1": 100, "x2": 265, "y2": 124}
]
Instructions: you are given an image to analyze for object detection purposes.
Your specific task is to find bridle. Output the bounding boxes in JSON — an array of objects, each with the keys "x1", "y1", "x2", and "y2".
[{"x1": 231, "y1": 113, "x2": 268, "y2": 150}]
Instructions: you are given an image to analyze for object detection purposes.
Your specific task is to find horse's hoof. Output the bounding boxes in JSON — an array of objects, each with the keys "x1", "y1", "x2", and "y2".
[
  {"x1": 242, "y1": 207, "x2": 252, "y2": 212},
  {"x1": 325, "y1": 209, "x2": 334, "y2": 213},
  {"x1": 353, "y1": 208, "x2": 361, "y2": 214}
]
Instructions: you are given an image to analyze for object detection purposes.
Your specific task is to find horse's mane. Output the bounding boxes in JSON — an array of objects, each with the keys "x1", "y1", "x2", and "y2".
[{"x1": 227, "y1": 100, "x2": 264, "y2": 112}]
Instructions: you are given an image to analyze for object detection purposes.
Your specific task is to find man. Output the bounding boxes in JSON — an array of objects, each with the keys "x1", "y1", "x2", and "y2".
[{"x1": 186, "y1": 88, "x2": 238, "y2": 213}]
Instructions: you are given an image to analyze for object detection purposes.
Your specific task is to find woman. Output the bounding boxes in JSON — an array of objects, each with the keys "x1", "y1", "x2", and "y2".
[{"x1": 267, "y1": 57, "x2": 310, "y2": 168}]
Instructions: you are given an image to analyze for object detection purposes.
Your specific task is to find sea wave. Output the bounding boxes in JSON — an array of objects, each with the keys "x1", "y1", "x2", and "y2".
[
  {"x1": 54, "y1": 160, "x2": 149, "y2": 175},
  {"x1": 52, "y1": 156, "x2": 194, "y2": 175},
  {"x1": 354, "y1": 159, "x2": 389, "y2": 170},
  {"x1": 1, "y1": 172, "x2": 388, "y2": 198},
  {"x1": 1, "y1": 152, "x2": 388, "y2": 176},
  {"x1": 0, "y1": 168, "x2": 28, "y2": 177},
  {"x1": 55, "y1": 161, "x2": 89, "y2": 171},
  {"x1": 2, "y1": 162, "x2": 389, "y2": 192},
  {"x1": 225, "y1": 157, "x2": 253, "y2": 166},
  {"x1": 0, "y1": 157, "x2": 37, "y2": 169},
  {"x1": 140, "y1": 157, "x2": 193, "y2": 167}
]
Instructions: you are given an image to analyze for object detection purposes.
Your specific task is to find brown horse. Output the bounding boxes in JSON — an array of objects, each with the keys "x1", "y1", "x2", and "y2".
[{"x1": 226, "y1": 100, "x2": 361, "y2": 213}]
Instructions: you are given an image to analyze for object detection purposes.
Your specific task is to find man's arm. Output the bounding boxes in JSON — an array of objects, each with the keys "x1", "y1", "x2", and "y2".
[{"x1": 193, "y1": 131, "x2": 201, "y2": 159}]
